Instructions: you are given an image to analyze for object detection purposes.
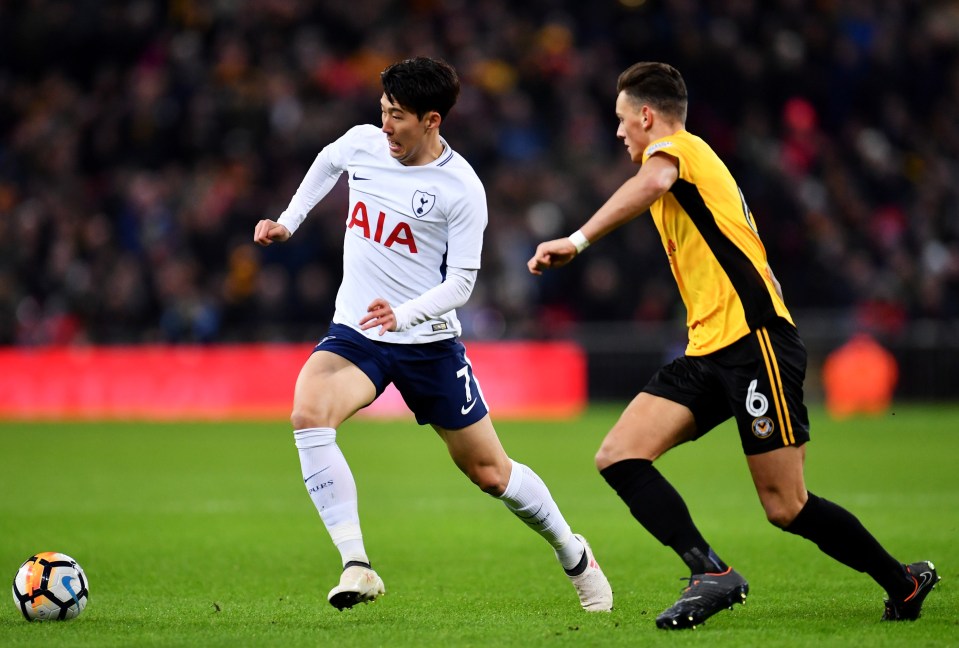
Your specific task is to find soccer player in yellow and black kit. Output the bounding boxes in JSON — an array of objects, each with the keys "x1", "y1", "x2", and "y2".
[{"x1": 529, "y1": 62, "x2": 939, "y2": 629}]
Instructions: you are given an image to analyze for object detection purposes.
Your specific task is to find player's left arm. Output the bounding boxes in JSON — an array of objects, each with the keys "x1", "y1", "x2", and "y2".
[
  {"x1": 528, "y1": 152, "x2": 679, "y2": 274},
  {"x1": 359, "y1": 267, "x2": 477, "y2": 335}
]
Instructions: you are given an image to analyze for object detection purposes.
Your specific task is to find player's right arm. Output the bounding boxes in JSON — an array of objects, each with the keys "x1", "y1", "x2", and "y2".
[
  {"x1": 528, "y1": 152, "x2": 678, "y2": 274},
  {"x1": 253, "y1": 219, "x2": 291, "y2": 246},
  {"x1": 256, "y1": 126, "x2": 359, "y2": 246}
]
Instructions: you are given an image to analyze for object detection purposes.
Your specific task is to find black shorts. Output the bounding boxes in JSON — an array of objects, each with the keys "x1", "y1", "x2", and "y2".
[{"x1": 643, "y1": 318, "x2": 810, "y2": 455}]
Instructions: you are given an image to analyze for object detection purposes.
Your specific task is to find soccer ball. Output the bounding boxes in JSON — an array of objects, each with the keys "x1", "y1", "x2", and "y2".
[{"x1": 11, "y1": 552, "x2": 89, "y2": 621}]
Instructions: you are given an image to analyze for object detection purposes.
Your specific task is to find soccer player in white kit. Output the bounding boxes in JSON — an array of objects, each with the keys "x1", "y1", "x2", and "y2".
[{"x1": 253, "y1": 57, "x2": 612, "y2": 612}]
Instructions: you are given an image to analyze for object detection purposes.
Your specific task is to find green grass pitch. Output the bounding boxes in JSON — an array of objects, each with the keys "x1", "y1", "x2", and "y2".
[{"x1": 1, "y1": 404, "x2": 956, "y2": 647}]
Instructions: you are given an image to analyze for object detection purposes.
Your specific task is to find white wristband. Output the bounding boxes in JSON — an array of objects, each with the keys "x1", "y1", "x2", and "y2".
[{"x1": 568, "y1": 230, "x2": 590, "y2": 254}]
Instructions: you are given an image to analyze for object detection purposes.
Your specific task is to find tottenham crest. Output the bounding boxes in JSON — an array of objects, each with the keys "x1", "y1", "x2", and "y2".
[
  {"x1": 751, "y1": 416, "x2": 775, "y2": 439},
  {"x1": 412, "y1": 190, "x2": 436, "y2": 218}
]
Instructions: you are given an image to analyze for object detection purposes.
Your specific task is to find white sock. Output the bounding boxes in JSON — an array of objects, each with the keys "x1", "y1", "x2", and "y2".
[
  {"x1": 294, "y1": 427, "x2": 369, "y2": 568},
  {"x1": 499, "y1": 459, "x2": 585, "y2": 570}
]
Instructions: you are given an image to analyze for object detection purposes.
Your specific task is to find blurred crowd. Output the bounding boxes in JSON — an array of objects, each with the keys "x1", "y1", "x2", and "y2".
[{"x1": 2, "y1": 0, "x2": 958, "y2": 346}]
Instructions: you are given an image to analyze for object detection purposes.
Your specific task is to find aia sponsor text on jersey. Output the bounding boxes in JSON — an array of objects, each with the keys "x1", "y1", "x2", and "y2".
[{"x1": 347, "y1": 200, "x2": 418, "y2": 253}]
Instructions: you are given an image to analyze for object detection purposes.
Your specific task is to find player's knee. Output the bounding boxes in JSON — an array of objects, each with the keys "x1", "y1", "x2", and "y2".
[
  {"x1": 469, "y1": 465, "x2": 508, "y2": 497},
  {"x1": 290, "y1": 409, "x2": 315, "y2": 430},
  {"x1": 755, "y1": 478, "x2": 807, "y2": 528},
  {"x1": 594, "y1": 443, "x2": 618, "y2": 471},
  {"x1": 594, "y1": 435, "x2": 643, "y2": 471},
  {"x1": 290, "y1": 403, "x2": 336, "y2": 430},
  {"x1": 765, "y1": 510, "x2": 789, "y2": 529},
  {"x1": 480, "y1": 482, "x2": 506, "y2": 497},
  {"x1": 763, "y1": 500, "x2": 803, "y2": 528}
]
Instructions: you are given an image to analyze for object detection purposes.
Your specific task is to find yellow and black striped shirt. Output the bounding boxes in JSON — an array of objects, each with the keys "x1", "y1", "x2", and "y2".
[{"x1": 643, "y1": 130, "x2": 794, "y2": 356}]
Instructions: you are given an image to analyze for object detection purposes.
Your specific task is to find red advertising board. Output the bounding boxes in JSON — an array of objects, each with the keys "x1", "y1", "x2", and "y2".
[{"x1": 0, "y1": 342, "x2": 585, "y2": 420}]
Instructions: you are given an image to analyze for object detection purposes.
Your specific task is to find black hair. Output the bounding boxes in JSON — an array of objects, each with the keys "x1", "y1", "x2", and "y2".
[
  {"x1": 380, "y1": 57, "x2": 460, "y2": 120},
  {"x1": 616, "y1": 62, "x2": 688, "y2": 122}
]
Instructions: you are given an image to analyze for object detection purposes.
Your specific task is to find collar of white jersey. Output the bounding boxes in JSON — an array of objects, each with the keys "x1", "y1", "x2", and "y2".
[{"x1": 433, "y1": 138, "x2": 454, "y2": 167}]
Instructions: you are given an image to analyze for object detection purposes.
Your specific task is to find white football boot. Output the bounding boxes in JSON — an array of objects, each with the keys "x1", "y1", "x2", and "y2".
[
  {"x1": 327, "y1": 563, "x2": 385, "y2": 610},
  {"x1": 564, "y1": 534, "x2": 613, "y2": 612}
]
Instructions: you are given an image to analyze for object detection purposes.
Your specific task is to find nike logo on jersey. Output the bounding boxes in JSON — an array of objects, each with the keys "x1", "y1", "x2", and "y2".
[
  {"x1": 352, "y1": 172, "x2": 371, "y2": 181},
  {"x1": 461, "y1": 399, "x2": 478, "y2": 415}
]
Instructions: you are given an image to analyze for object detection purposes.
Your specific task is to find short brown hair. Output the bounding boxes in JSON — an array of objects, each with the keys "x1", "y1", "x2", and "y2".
[{"x1": 616, "y1": 62, "x2": 688, "y2": 122}]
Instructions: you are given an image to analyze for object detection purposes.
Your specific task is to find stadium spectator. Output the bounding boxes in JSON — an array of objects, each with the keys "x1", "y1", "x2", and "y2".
[{"x1": 0, "y1": 0, "x2": 957, "y2": 346}]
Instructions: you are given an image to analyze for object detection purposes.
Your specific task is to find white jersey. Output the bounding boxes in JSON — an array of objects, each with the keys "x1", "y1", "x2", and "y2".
[{"x1": 277, "y1": 124, "x2": 487, "y2": 344}]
